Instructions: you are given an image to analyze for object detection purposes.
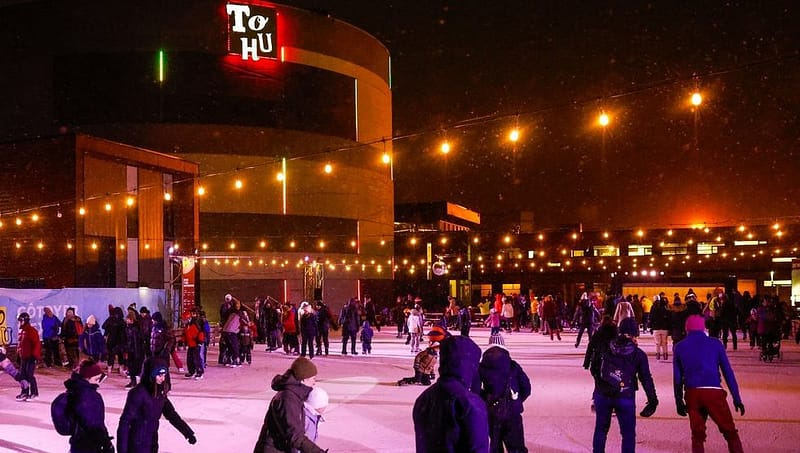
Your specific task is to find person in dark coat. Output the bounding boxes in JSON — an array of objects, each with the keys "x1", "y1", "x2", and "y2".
[
  {"x1": 125, "y1": 309, "x2": 146, "y2": 389},
  {"x1": 413, "y1": 335, "x2": 489, "y2": 453},
  {"x1": 65, "y1": 359, "x2": 115, "y2": 453},
  {"x1": 314, "y1": 301, "x2": 333, "y2": 356},
  {"x1": 41, "y1": 307, "x2": 62, "y2": 367},
  {"x1": 298, "y1": 302, "x2": 318, "y2": 359},
  {"x1": 79, "y1": 315, "x2": 107, "y2": 363},
  {"x1": 591, "y1": 318, "x2": 658, "y2": 453},
  {"x1": 339, "y1": 298, "x2": 360, "y2": 355},
  {"x1": 479, "y1": 345, "x2": 532, "y2": 453},
  {"x1": 117, "y1": 358, "x2": 196, "y2": 453},
  {"x1": 103, "y1": 307, "x2": 128, "y2": 373},
  {"x1": 253, "y1": 357, "x2": 326, "y2": 453}
]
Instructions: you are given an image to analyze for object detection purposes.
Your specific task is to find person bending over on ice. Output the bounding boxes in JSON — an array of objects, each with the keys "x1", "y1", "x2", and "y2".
[
  {"x1": 254, "y1": 357, "x2": 327, "y2": 453},
  {"x1": 0, "y1": 346, "x2": 31, "y2": 396},
  {"x1": 117, "y1": 358, "x2": 196, "y2": 453},
  {"x1": 591, "y1": 317, "x2": 658, "y2": 453}
]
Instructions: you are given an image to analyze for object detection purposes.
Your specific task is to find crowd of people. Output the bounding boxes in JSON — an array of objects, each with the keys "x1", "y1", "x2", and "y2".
[{"x1": 0, "y1": 286, "x2": 794, "y2": 452}]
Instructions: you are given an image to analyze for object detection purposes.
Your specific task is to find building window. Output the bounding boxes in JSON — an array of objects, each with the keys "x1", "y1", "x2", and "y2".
[
  {"x1": 502, "y1": 283, "x2": 520, "y2": 294},
  {"x1": 593, "y1": 245, "x2": 619, "y2": 257},
  {"x1": 661, "y1": 243, "x2": 688, "y2": 255},
  {"x1": 628, "y1": 244, "x2": 652, "y2": 256},
  {"x1": 697, "y1": 242, "x2": 725, "y2": 255},
  {"x1": 571, "y1": 249, "x2": 585, "y2": 257}
]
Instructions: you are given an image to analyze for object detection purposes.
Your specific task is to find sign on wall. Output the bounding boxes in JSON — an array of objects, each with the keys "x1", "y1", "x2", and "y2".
[{"x1": 226, "y1": 3, "x2": 278, "y2": 61}]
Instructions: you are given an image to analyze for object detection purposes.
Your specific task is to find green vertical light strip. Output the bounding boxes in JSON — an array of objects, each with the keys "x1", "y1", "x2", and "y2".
[
  {"x1": 388, "y1": 55, "x2": 392, "y2": 89},
  {"x1": 158, "y1": 49, "x2": 165, "y2": 83}
]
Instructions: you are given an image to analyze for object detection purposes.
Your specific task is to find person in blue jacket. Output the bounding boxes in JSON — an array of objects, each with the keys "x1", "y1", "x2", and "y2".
[
  {"x1": 479, "y1": 345, "x2": 532, "y2": 453},
  {"x1": 117, "y1": 358, "x2": 196, "y2": 453},
  {"x1": 413, "y1": 335, "x2": 489, "y2": 453},
  {"x1": 79, "y1": 315, "x2": 106, "y2": 363},
  {"x1": 673, "y1": 314, "x2": 745, "y2": 453},
  {"x1": 41, "y1": 307, "x2": 62, "y2": 367}
]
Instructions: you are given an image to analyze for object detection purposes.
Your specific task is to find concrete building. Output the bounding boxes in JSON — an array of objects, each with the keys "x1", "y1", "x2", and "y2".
[{"x1": 0, "y1": 1, "x2": 394, "y2": 319}]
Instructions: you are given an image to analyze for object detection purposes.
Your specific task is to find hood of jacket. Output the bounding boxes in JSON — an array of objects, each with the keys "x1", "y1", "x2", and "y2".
[
  {"x1": 64, "y1": 372, "x2": 99, "y2": 393},
  {"x1": 479, "y1": 346, "x2": 512, "y2": 396},
  {"x1": 438, "y1": 335, "x2": 481, "y2": 387}
]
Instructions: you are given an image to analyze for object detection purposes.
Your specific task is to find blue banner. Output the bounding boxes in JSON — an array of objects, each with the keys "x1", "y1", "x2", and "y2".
[{"x1": 0, "y1": 287, "x2": 165, "y2": 345}]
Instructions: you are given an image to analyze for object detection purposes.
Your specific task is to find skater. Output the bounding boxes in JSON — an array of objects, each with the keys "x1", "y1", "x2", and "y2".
[
  {"x1": 360, "y1": 320, "x2": 374, "y2": 354},
  {"x1": 339, "y1": 298, "x2": 360, "y2": 355},
  {"x1": 673, "y1": 314, "x2": 745, "y2": 453},
  {"x1": 117, "y1": 358, "x2": 197, "y2": 452},
  {"x1": 41, "y1": 307, "x2": 62, "y2": 368},
  {"x1": 591, "y1": 318, "x2": 658, "y2": 453},
  {"x1": 413, "y1": 335, "x2": 488, "y2": 452},
  {"x1": 479, "y1": 345, "x2": 532, "y2": 453},
  {"x1": 397, "y1": 341, "x2": 439, "y2": 386},
  {"x1": 253, "y1": 357, "x2": 326, "y2": 452},
  {"x1": 63, "y1": 359, "x2": 115, "y2": 453},
  {"x1": 15, "y1": 312, "x2": 41, "y2": 401}
]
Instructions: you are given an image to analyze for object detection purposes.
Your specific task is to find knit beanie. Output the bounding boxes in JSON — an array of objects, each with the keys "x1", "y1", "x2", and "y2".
[
  {"x1": 151, "y1": 365, "x2": 169, "y2": 378},
  {"x1": 86, "y1": 314, "x2": 97, "y2": 326},
  {"x1": 306, "y1": 386, "x2": 329, "y2": 410},
  {"x1": 290, "y1": 357, "x2": 318, "y2": 380},
  {"x1": 685, "y1": 314, "x2": 706, "y2": 332},
  {"x1": 79, "y1": 360, "x2": 104, "y2": 380}
]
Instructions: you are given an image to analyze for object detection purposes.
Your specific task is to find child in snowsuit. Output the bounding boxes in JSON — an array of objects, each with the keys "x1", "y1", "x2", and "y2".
[{"x1": 360, "y1": 321, "x2": 374, "y2": 354}]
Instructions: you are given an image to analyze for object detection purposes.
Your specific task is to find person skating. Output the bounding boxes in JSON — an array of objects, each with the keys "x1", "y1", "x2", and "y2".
[
  {"x1": 413, "y1": 335, "x2": 489, "y2": 452},
  {"x1": 591, "y1": 318, "x2": 658, "y2": 453},
  {"x1": 63, "y1": 359, "x2": 115, "y2": 453},
  {"x1": 117, "y1": 358, "x2": 196, "y2": 453},
  {"x1": 673, "y1": 314, "x2": 745, "y2": 453},
  {"x1": 253, "y1": 357, "x2": 326, "y2": 453},
  {"x1": 0, "y1": 346, "x2": 30, "y2": 395},
  {"x1": 15, "y1": 312, "x2": 41, "y2": 401},
  {"x1": 479, "y1": 344, "x2": 532, "y2": 453}
]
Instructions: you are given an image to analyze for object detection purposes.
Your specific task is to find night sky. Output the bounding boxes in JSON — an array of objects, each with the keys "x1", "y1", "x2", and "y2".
[{"x1": 287, "y1": 1, "x2": 800, "y2": 231}]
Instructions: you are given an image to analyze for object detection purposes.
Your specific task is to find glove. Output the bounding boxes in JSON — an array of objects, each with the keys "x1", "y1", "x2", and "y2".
[
  {"x1": 734, "y1": 402, "x2": 745, "y2": 416},
  {"x1": 187, "y1": 434, "x2": 197, "y2": 445},
  {"x1": 639, "y1": 400, "x2": 658, "y2": 417},
  {"x1": 676, "y1": 400, "x2": 688, "y2": 417}
]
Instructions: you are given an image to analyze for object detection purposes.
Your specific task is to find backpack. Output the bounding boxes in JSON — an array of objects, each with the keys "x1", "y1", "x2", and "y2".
[
  {"x1": 485, "y1": 377, "x2": 516, "y2": 420},
  {"x1": 599, "y1": 342, "x2": 636, "y2": 396},
  {"x1": 51, "y1": 391, "x2": 77, "y2": 435}
]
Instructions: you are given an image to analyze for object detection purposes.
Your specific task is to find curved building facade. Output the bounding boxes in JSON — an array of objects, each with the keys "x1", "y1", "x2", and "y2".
[{"x1": 0, "y1": 1, "x2": 394, "y2": 316}]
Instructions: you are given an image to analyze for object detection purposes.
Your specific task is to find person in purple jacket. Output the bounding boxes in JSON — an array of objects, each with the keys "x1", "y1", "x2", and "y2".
[{"x1": 673, "y1": 314, "x2": 745, "y2": 453}]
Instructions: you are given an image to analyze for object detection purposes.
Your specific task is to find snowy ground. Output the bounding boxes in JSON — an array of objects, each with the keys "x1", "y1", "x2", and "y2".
[{"x1": 1, "y1": 327, "x2": 799, "y2": 453}]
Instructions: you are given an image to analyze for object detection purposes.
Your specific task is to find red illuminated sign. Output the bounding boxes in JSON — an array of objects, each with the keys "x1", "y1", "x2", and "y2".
[{"x1": 226, "y1": 3, "x2": 277, "y2": 61}]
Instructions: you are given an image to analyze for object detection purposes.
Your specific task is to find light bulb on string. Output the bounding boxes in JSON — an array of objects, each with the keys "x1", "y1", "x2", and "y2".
[
  {"x1": 324, "y1": 163, "x2": 333, "y2": 174},
  {"x1": 234, "y1": 178, "x2": 243, "y2": 190}
]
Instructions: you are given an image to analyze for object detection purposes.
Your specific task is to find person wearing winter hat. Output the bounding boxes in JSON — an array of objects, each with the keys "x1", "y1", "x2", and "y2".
[
  {"x1": 673, "y1": 314, "x2": 745, "y2": 453},
  {"x1": 117, "y1": 357, "x2": 196, "y2": 452},
  {"x1": 413, "y1": 335, "x2": 489, "y2": 452},
  {"x1": 302, "y1": 386, "x2": 329, "y2": 446},
  {"x1": 254, "y1": 357, "x2": 326, "y2": 452},
  {"x1": 479, "y1": 345, "x2": 531, "y2": 453},
  {"x1": 15, "y1": 312, "x2": 41, "y2": 401},
  {"x1": 64, "y1": 359, "x2": 114, "y2": 453},
  {"x1": 591, "y1": 316, "x2": 658, "y2": 453},
  {"x1": 79, "y1": 314, "x2": 106, "y2": 363}
]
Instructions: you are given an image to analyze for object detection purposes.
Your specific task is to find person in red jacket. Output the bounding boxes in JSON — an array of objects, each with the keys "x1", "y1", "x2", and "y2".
[
  {"x1": 183, "y1": 312, "x2": 205, "y2": 380},
  {"x1": 16, "y1": 312, "x2": 42, "y2": 401}
]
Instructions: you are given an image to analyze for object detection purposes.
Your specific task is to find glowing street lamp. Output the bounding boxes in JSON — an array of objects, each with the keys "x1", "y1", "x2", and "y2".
[
  {"x1": 439, "y1": 141, "x2": 451, "y2": 154},
  {"x1": 598, "y1": 112, "x2": 610, "y2": 127},
  {"x1": 691, "y1": 92, "x2": 702, "y2": 107},
  {"x1": 508, "y1": 128, "x2": 520, "y2": 142}
]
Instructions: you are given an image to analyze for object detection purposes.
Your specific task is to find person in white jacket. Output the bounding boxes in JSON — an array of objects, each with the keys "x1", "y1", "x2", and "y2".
[{"x1": 407, "y1": 307, "x2": 424, "y2": 353}]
